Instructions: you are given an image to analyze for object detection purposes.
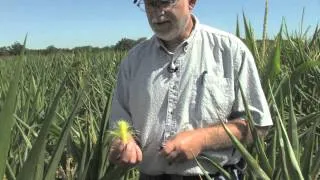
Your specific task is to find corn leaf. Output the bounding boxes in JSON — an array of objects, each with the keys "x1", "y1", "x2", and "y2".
[
  {"x1": 0, "y1": 36, "x2": 26, "y2": 179},
  {"x1": 242, "y1": 12, "x2": 260, "y2": 64},
  {"x1": 311, "y1": 146, "x2": 320, "y2": 180},
  {"x1": 16, "y1": 74, "x2": 68, "y2": 180},
  {"x1": 301, "y1": 118, "x2": 320, "y2": 179},
  {"x1": 239, "y1": 83, "x2": 272, "y2": 176},
  {"x1": 262, "y1": 28, "x2": 282, "y2": 92},
  {"x1": 93, "y1": 92, "x2": 114, "y2": 179},
  {"x1": 268, "y1": 82, "x2": 304, "y2": 180},
  {"x1": 273, "y1": 104, "x2": 290, "y2": 179},
  {"x1": 261, "y1": 0, "x2": 268, "y2": 63},
  {"x1": 289, "y1": 58, "x2": 320, "y2": 86},
  {"x1": 287, "y1": 81, "x2": 299, "y2": 160},
  {"x1": 269, "y1": 129, "x2": 277, "y2": 171},
  {"x1": 15, "y1": 119, "x2": 32, "y2": 149},
  {"x1": 6, "y1": 161, "x2": 16, "y2": 180},
  {"x1": 236, "y1": 15, "x2": 240, "y2": 38},
  {"x1": 102, "y1": 166, "x2": 127, "y2": 180},
  {"x1": 44, "y1": 83, "x2": 85, "y2": 180},
  {"x1": 220, "y1": 120, "x2": 270, "y2": 179},
  {"x1": 194, "y1": 156, "x2": 213, "y2": 180},
  {"x1": 308, "y1": 25, "x2": 319, "y2": 48},
  {"x1": 297, "y1": 112, "x2": 320, "y2": 127},
  {"x1": 198, "y1": 155, "x2": 232, "y2": 180},
  {"x1": 78, "y1": 132, "x2": 92, "y2": 180}
]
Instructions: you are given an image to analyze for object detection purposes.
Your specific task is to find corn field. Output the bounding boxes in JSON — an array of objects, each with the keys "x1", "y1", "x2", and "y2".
[{"x1": 1, "y1": 6, "x2": 320, "y2": 180}]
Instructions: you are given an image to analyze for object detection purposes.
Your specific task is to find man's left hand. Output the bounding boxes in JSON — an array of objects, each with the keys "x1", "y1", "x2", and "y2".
[{"x1": 159, "y1": 129, "x2": 207, "y2": 163}]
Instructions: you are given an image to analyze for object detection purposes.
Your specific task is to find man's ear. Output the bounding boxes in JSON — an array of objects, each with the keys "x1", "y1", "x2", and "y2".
[{"x1": 188, "y1": 0, "x2": 196, "y2": 10}]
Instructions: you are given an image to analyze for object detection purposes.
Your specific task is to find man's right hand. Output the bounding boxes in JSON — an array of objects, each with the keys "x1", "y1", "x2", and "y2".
[{"x1": 108, "y1": 138, "x2": 143, "y2": 166}]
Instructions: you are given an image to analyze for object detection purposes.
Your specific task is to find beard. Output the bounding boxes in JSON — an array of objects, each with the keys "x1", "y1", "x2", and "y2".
[{"x1": 149, "y1": 13, "x2": 189, "y2": 41}]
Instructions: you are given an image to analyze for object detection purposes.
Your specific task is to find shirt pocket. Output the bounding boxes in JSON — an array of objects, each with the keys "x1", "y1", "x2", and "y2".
[{"x1": 191, "y1": 75, "x2": 234, "y2": 127}]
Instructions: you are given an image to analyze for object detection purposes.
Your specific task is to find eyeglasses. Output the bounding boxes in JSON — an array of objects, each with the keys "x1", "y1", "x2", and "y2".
[{"x1": 134, "y1": 0, "x2": 178, "y2": 12}]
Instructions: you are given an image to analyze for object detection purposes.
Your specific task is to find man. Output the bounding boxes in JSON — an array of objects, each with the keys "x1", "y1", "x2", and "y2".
[{"x1": 109, "y1": 0, "x2": 273, "y2": 179}]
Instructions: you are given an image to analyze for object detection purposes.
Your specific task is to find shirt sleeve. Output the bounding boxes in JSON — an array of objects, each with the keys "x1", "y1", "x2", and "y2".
[
  {"x1": 231, "y1": 43, "x2": 273, "y2": 127},
  {"x1": 109, "y1": 59, "x2": 132, "y2": 130}
]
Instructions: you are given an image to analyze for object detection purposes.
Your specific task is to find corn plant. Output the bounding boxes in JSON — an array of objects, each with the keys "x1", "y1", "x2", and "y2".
[
  {"x1": 0, "y1": 47, "x2": 135, "y2": 180},
  {"x1": 1, "y1": 1, "x2": 319, "y2": 179},
  {"x1": 200, "y1": 1, "x2": 320, "y2": 179}
]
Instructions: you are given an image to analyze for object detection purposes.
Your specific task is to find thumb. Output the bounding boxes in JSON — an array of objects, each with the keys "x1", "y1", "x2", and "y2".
[{"x1": 109, "y1": 139, "x2": 124, "y2": 161}]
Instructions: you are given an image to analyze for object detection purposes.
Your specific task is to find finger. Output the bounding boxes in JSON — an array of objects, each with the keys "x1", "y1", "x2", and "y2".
[
  {"x1": 135, "y1": 144, "x2": 143, "y2": 163},
  {"x1": 121, "y1": 142, "x2": 134, "y2": 163},
  {"x1": 160, "y1": 141, "x2": 176, "y2": 156},
  {"x1": 128, "y1": 142, "x2": 138, "y2": 164},
  {"x1": 109, "y1": 140, "x2": 124, "y2": 163},
  {"x1": 116, "y1": 153, "x2": 121, "y2": 160},
  {"x1": 166, "y1": 150, "x2": 179, "y2": 162},
  {"x1": 111, "y1": 138, "x2": 125, "y2": 152},
  {"x1": 173, "y1": 152, "x2": 187, "y2": 163},
  {"x1": 109, "y1": 152, "x2": 121, "y2": 164}
]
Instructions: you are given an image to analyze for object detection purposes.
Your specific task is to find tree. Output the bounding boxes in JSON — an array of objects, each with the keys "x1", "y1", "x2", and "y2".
[
  {"x1": 0, "y1": 47, "x2": 9, "y2": 56},
  {"x1": 113, "y1": 37, "x2": 148, "y2": 51},
  {"x1": 114, "y1": 38, "x2": 136, "y2": 51},
  {"x1": 8, "y1": 42, "x2": 23, "y2": 55},
  {"x1": 45, "y1": 45, "x2": 58, "y2": 54}
]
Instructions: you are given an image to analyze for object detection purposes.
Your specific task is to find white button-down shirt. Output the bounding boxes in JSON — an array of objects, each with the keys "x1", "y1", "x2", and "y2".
[{"x1": 110, "y1": 16, "x2": 272, "y2": 175}]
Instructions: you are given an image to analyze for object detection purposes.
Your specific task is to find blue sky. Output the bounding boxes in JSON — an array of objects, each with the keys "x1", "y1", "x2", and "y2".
[{"x1": 1, "y1": 0, "x2": 319, "y2": 49}]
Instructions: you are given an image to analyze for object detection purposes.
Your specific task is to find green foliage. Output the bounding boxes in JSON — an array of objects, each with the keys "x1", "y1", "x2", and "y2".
[
  {"x1": 204, "y1": 2, "x2": 320, "y2": 179},
  {"x1": 0, "y1": 37, "x2": 147, "y2": 57},
  {"x1": 8, "y1": 42, "x2": 24, "y2": 56},
  {"x1": 0, "y1": 36, "x2": 26, "y2": 179},
  {"x1": 0, "y1": 49, "x2": 127, "y2": 180},
  {"x1": 45, "y1": 45, "x2": 58, "y2": 55},
  {"x1": 1, "y1": 1, "x2": 319, "y2": 179},
  {"x1": 113, "y1": 37, "x2": 147, "y2": 51}
]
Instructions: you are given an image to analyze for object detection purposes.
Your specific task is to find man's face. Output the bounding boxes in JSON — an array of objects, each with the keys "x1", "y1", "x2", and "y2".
[{"x1": 144, "y1": 0, "x2": 192, "y2": 41}]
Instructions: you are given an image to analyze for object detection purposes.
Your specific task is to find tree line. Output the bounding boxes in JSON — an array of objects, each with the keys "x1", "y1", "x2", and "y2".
[{"x1": 0, "y1": 37, "x2": 147, "y2": 56}]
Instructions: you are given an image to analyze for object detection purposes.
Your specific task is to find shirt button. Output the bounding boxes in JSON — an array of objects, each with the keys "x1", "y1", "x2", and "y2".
[
  {"x1": 183, "y1": 45, "x2": 188, "y2": 52},
  {"x1": 164, "y1": 132, "x2": 170, "y2": 139}
]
